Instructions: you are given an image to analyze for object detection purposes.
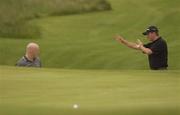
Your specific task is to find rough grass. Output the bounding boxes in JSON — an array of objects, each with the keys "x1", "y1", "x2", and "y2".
[
  {"x1": 0, "y1": 0, "x2": 111, "y2": 38},
  {"x1": 0, "y1": 66, "x2": 179, "y2": 115},
  {"x1": 0, "y1": 0, "x2": 179, "y2": 69}
]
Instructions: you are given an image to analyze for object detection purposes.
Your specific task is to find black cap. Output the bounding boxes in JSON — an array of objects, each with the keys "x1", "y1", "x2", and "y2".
[{"x1": 142, "y1": 26, "x2": 159, "y2": 35}]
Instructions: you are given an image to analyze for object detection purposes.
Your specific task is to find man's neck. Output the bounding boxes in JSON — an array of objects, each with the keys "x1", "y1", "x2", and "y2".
[
  {"x1": 153, "y1": 36, "x2": 160, "y2": 41},
  {"x1": 25, "y1": 54, "x2": 34, "y2": 62}
]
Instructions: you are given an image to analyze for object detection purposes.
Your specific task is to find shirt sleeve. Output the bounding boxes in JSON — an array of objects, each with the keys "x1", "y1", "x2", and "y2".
[
  {"x1": 143, "y1": 43, "x2": 151, "y2": 48},
  {"x1": 16, "y1": 58, "x2": 26, "y2": 66}
]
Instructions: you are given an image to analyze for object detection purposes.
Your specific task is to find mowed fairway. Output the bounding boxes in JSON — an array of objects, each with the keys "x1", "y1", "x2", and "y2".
[{"x1": 0, "y1": 66, "x2": 179, "y2": 115}]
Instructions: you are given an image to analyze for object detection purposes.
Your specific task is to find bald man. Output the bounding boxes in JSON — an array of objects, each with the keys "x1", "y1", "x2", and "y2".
[{"x1": 16, "y1": 43, "x2": 41, "y2": 67}]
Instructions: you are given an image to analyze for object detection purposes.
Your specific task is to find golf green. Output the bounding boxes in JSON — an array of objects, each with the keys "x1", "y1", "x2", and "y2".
[{"x1": 0, "y1": 66, "x2": 179, "y2": 115}]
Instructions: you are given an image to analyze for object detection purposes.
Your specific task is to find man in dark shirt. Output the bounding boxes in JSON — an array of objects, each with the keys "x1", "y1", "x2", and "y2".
[
  {"x1": 114, "y1": 26, "x2": 168, "y2": 70},
  {"x1": 16, "y1": 42, "x2": 41, "y2": 67}
]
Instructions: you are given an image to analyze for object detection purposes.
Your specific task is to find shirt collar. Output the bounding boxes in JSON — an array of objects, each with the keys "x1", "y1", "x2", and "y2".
[
  {"x1": 152, "y1": 37, "x2": 162, "y2": 43},
  {"x1": 24, "y1": 56, "x2": 35, "y2": 62}
]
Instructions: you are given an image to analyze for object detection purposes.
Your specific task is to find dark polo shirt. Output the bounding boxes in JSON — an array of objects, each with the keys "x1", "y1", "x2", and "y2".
[{"x1": 144, "y1": 37, "x2": 168, "y2": 70}]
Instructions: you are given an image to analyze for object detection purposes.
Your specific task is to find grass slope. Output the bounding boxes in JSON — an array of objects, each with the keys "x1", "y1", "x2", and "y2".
[
  {"x1": 0, "y1": 0, "x2": 180, "y2": 69},
  {"x1": 0, "y1": 0, "x2": 111, "y2": 38},
  {"x1": 0, "y1": 66, "x2": 180, "y2": 115}
]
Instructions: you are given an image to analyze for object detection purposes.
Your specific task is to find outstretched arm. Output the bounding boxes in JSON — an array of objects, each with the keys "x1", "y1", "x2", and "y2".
[
  {"x1": 114, "y1": 35, "x2": 153, "y2": 55},
  {"x1": 114, "y1": 35, "x2": 139, "y2": 50}
]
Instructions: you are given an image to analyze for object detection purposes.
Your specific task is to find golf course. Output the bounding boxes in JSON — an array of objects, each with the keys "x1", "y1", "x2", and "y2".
[
  {"x1": 0, "y1": 66, "x2": 179, "y2": 115},
  {"x1": 0, "y1": 0, "x2": 180, "y2": 69},
  {"x1": 0, "y1": 0, "x2": 180, "y2": 115}
]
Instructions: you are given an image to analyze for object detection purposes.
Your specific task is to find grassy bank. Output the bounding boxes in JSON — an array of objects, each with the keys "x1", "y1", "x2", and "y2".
[
  {"x1": 0, "y1": 0, "x2": 111, "y2": 38},
  {"x1": 0, "y1": 0, "x2": 179, "y2": 69}
]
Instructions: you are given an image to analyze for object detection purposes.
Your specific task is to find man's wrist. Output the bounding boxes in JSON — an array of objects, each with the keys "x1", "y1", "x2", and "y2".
[
  {"x1": 138, "y1": 45, "x2": 144, "y2": 50},
  {"x1": 136, "y1": 44, "x2": 140, "y2": 49}
]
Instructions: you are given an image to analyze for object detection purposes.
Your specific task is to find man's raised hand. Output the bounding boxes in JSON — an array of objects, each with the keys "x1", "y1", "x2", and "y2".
[
  {"x1": 137, "y1": 39, "x2": 143, "y2": 46},
  {"x1": 114, "y1": 35, "x2": 126, "y2": 44}
]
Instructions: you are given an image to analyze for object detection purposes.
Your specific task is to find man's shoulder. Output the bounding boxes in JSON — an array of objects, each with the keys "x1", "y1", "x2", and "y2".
[
  {"x1": 34, "y1": 57, "x2": 42, "y2": 67},
  {"x1": 35, "y1": 56, "x2": 41, "y2": 62},
  {"x1": 158, "y1": 37, "x2": 167, "y2": 43},
  {"x1": 151, "y1": 37, "x2": 168, "y2": 51},
  {"x1": 156, "y1": 37, "x2": 167, "y2": 46},
  {"x1": 18, "y1": 56, "x2": 26, "y2": 62},
  {"x1": 16, "y1": 56, "x2": 27, "y2": 66}
]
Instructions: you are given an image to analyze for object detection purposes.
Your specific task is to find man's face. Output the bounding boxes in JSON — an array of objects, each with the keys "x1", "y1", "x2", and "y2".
[
  {"x1": 147, "y1": 32, "x2": 157, "y2": 41},
  {"x1": 33, "y1": 47, "x2": 39, "y2": 58},
  {"x1": 28, "y1": 47, "x2": 39, "y2": 58}
]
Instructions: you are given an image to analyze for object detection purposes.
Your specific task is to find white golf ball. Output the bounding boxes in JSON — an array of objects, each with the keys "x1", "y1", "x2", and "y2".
[{"x1": 73, "y1": 104, "x2": 79, "y2": 109}]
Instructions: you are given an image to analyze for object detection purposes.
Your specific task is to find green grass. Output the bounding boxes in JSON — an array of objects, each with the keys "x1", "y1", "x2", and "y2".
[
  {"x1": 0, "y1": 0, "x2": 180, "y2": 69},
  {"x1": 0, "y1": 0, "x2": 111, "y2": 38},
  {"x1": 0, "y1": 66, "x2": 179, "y2": 115}
]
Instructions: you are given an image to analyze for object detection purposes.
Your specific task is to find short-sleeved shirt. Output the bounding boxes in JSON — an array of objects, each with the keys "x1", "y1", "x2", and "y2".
[
  {"x1": 16, "y1": 56, "x2": 41, "y2": 67},
  {"x1": 144, "y1": 37, "x2": 168, "y2": 70}
]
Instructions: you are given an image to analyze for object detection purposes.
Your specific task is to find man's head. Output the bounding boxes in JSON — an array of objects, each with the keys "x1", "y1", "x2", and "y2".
[
  {"x1": 26, "y1": 42, "x2": 40, "y2": 59},
  {"x1": 143, "y1": 26, "x2": 159, "y2": 41}
]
